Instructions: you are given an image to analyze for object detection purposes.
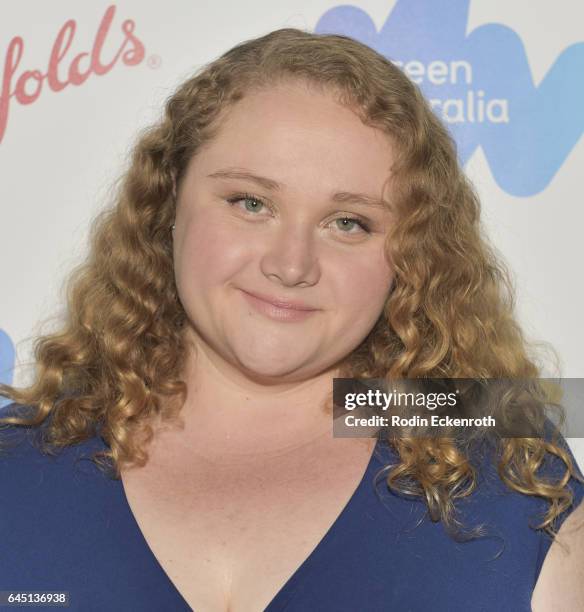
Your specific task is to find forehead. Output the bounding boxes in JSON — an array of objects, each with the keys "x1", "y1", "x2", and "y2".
[{"x1": 189, "y1": 82, "x2": 396, "y2": 196}]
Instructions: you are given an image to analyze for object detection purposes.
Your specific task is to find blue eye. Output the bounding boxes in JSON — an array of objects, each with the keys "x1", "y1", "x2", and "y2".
[
  {"x1": 226, "y1": 193, "x2": 266, "y2": 212},
  {"x1": 335, "y1": 217, "x2": 371, "y2": 234}
]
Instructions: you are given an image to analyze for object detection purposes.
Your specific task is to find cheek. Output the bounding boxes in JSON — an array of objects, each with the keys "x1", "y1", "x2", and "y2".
[
  {"x1": 332, "y1": 247, "x2": 393, "y2": 313},
  {"x1": 175, "y1": 215, "x2": 251, "y2": 291}
]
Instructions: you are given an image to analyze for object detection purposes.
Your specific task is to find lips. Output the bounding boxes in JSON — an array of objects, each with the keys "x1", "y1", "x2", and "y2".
[
  {"x1": 240, "y1": 289, "x2": 318, "y2": 311},
  {"x1": 239, "y1": 288, "x2": 320, "y2": 323}
]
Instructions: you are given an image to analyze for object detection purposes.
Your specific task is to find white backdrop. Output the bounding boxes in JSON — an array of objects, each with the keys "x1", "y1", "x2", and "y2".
[{"x1": 1, "y1": 0, "x2": 582, "y2": 462}]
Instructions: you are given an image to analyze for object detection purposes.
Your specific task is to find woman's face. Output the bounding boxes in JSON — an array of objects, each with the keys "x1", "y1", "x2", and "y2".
[{"x1": 173, "y1": 80, "x2": 395, "y2": 383}]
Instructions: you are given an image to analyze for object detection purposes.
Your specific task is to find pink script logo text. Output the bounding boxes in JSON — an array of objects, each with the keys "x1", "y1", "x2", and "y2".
[{"x1": 0, "y1": 4, "x2": 145, "y2": 144}]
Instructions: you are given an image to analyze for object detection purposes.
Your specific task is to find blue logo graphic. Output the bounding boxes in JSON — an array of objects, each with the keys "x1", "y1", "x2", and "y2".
[
  {"x1": 0, "y1": 329, "x2": 15, "y2": 409},
  {"x1": 314, "y1": 0, "x2": 584, "y2": 196}
]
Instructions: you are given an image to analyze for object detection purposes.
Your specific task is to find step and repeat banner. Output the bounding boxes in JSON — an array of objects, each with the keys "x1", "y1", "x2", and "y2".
[{"x1": 0, "y1": 1, "x2": 582, "y2": 459}]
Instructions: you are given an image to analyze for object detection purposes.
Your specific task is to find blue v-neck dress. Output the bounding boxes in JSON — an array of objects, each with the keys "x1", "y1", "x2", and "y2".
[{"x1": 1, "y1": 402, "x2": 583, "y2": 612}]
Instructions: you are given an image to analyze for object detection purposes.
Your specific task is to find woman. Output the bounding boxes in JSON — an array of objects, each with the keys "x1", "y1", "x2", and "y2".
[{"x1": 1, "y1": 28, "x2": 583, "y2": 612}]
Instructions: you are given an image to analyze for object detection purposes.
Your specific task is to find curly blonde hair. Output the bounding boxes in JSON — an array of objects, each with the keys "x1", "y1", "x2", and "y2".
[{"x1": 1, "y1": 27, "x2": 581, "y2": 543}]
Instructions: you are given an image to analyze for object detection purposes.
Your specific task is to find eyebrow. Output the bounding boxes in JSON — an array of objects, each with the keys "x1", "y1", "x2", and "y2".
[{"x1": 206, "y1": 168, "x2": 390, "y2": 210}]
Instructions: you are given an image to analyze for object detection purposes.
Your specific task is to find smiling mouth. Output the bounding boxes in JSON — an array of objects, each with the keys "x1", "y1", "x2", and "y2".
[
  {"x1": 240, "y1": 289, "x2": 318, "y2": 311},
  {"x1": 239, "y1": 289, "x2": 319, "y2": 322}
]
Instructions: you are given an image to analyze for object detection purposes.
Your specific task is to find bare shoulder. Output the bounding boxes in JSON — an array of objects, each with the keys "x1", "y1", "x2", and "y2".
[{"x1": 531, "y1": 498, "x2": 584, "y2": 611}]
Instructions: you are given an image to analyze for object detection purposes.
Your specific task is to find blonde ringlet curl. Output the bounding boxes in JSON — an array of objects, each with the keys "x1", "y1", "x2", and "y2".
[{"x1": 1, "y1": 28, "x2": 582, "y2": 545}]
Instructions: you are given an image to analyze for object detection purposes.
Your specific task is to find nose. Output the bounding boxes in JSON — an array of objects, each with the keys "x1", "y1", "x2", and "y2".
[{"x1": 260, "y1": 224, "x2": 321, "y2": 288}]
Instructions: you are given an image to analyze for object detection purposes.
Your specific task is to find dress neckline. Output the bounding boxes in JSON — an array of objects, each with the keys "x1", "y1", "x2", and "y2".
[{"x1": 115, "y1": 434, "x2": 383, "y2": 611}]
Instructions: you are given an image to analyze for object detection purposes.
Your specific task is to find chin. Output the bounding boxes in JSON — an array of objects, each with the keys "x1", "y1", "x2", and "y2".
[
  {"x1": 240, "y1": 367, "x2": 304, "y2": 386},
  {"x1": 233, "y1": 353, "x2": 312, "y2": 384}
]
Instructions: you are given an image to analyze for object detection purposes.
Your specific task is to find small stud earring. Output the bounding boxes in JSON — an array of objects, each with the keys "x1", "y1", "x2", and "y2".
[{"x1": 171, "y1": 224, "x2": 176, "y2": 231}]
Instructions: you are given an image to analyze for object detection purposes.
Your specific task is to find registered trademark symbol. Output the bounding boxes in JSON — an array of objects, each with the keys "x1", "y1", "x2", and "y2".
[{"x1": 147, "y1": 54, "x2": 161, "y2": 69}]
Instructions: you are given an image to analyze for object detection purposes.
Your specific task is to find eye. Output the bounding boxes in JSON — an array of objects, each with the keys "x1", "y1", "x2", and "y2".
[
  {"x1": 226, "y1": 193, "x2": 268, "y2": 214},
  {"x1": 333, "y1": 217, "x2": 371, "y2": 235}
]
